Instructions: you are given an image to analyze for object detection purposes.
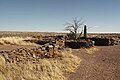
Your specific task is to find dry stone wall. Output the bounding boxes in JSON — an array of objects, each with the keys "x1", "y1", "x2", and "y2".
[{"x1": 0, "y1": 43, "x2": 64, "y2": 64}]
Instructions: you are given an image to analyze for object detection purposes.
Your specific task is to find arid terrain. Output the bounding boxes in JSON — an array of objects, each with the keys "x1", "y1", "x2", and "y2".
[
  {"x1": 1, "y1": 0, "x2": 120, "y2": 79},
  {"x1": 1, "y1": 44, "x2": 120, "y2": 80},
  {"x1": 67, "y1": 45, "x2": 120, "y2": 80},
  {"x1": 0, "y1": 32, "x2": 120, "y2": 80},
  {"x1": 0, "y1": 32, "x2": 80, "y2": 80}
]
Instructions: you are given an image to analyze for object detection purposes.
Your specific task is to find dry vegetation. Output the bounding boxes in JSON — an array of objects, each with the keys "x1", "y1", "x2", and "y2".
[
  {"x1": 0, "y1": 37, "x2": 37, "y2": 46},
  {"x1": 84, "y1": 47, "x2": 99, "y2": 54},
  {"x1": 0, "y1": 48, "x2": 80, "y2": 80},
  {"x1": 1, "y1": 31, "x2": 111, "y2": 80},
  {"x1": 74, "y1": 46, "x2": 99, "y2": 54},
  {"x1": 0, "y1": 32, "x2": 81, "y2": 80}
]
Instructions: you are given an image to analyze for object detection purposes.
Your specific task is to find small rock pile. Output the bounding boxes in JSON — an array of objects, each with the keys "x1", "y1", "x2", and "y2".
[{"x1": 0, "y1": 43, "x2": 64, "y2": 63}]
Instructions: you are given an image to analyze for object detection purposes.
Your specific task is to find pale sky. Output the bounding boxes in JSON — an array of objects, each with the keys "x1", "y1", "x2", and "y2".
[{"x1": 0, "y1": 0, "x2": 120, "y2": 33}]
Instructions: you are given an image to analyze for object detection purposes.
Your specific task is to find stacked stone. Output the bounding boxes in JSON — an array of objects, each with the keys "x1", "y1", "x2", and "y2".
[
  {"x1": 0, "y1": 43, "x2": 64, "y2": 63},
  {"x1": 55, "y1": 36, "x2": 65, "y2": 50}
]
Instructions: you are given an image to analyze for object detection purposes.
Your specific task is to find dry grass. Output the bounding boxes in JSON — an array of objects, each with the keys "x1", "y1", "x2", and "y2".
[
  {"x1": 0, "y1": 56, "x2": 6, "y2": 80},
  {"x1": 0, "y1": 37, "x2": 37, "y2": 46},
  {"x1": 0, "y1": 49, "x2": 80, "y2": 80},
  {"x1": 76, "y1": 47, "x2": 99, "y2": 54},
  {"x1": 84, "y1": 47, "x2": 99, "y2": 54}
]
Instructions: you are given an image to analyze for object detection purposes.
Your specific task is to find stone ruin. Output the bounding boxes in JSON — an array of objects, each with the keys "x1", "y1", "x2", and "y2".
[
  {"x1": 88, "y1": 37, "x2": 120, "y2": 46},
  {"x1": 0, "y1": 42, "x2": 64, "y2": 63},
  {"x1": 64, "y1": 25, "x2": 94, "y2": 48},
  {"x1": 65, "y1": 39, "x2": 94, "y2": 49}
]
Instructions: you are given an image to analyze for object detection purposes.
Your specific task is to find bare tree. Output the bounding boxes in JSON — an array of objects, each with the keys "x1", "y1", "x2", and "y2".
[{"x1": 65, "y1": 17, "x2": 84, "y2": 39}]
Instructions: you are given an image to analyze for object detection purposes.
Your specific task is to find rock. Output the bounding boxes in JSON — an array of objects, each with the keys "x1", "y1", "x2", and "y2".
[
  {"x1": 3, "y1": 53, "x2": 9, "y2": 60},
  {"x1": 48, "y1": 45, "x2": 53, "y2": 48},
  {"x1": 32, "y1": 54, "x2": 36, "y2": 58},
  {"x1": 41, "y1": 47, "x2": 46, "y2": 51}
]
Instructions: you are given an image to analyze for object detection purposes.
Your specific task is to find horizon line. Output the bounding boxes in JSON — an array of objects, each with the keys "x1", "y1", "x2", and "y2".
[{"x1": 0, "y1": 30, "x2": 120, "y2": 34}]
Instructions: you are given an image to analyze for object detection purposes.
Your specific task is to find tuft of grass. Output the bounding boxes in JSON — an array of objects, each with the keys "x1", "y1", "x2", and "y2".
[
  {"x1": 0, "y1": 72, "x2": 5, "y2": 80},
  {"x1": 0, "y1": 37, "x2": 37, "y2": 46},
  {"x1": 0, "y1": 55, "x2": 5, "y2": 67},
  {"x1": 0, "y1": 55, "x2": 6, "y2": 80},
  {"x1": 84, "y1": 47, "x2": 99, "y2": 54},
  {"x1": 0, "y1": 49, "x2": 80, "y2": 80}
]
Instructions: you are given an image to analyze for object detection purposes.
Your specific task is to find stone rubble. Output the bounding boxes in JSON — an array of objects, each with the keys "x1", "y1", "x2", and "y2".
[{"x1": 0, "y1": 43, "x2": 64, "y2": 63}]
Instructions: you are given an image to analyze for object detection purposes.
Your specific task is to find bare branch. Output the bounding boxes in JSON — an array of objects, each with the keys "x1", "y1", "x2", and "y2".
[
  {"x1": 78, "y1": 21, "x2": 84, "y2": 27},
  {"x1": 64, "y1": 17, "x2": 84, "y2": 39},
  {"x1": 65, "y1": 22, "x2": 73, "y2": 26},
  {"x1": 65, "y1": 28, "x2": 74, "y2": 33}
]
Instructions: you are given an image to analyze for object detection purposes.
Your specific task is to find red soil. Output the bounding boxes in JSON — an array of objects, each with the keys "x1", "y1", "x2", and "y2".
[
  {"x1": 0, "y1": 45, "x2": 37, "y2": 51},
  {"x1": 67, "y1": 45, "x2": 120, "y2": 80}
]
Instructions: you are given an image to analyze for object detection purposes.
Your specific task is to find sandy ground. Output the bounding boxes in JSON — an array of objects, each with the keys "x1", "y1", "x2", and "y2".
[{"x1": 67, "y1": 45, "x2": 120, "y2": 80}]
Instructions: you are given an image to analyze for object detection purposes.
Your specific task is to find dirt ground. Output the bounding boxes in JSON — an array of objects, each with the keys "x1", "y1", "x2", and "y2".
[
  {"x1": 0, "y1": 45, "x2": 120, "y2": 80},
  {"x1": 0, "y1": 45, "x2": 38, "y2": 51},
  {"x1": 67, "y1": 45, "x2": 120, "y2": 80}
]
